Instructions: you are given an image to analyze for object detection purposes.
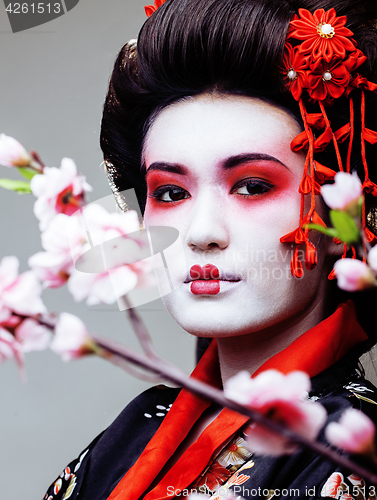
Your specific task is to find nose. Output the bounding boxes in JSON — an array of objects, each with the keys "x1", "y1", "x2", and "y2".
[{"x1": 185, "y1": 195, "x2": 229, "y2": 251}]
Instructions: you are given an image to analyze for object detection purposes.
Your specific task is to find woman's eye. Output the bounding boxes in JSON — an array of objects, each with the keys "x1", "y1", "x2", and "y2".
[
  {"x1": 150, "y1": 186, "x2": 190, "y2": 203},
  {"x1": 232, "y1": 180, "x2": 273, "y2": 196}
]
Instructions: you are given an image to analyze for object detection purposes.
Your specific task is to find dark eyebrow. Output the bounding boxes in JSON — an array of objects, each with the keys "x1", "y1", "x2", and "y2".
[
  {"x1": 223, "y1": 153, "x2": 289, "y2": 170},
  {"x1": 146, "y1": 162, "x2": 188, "y2": 175},
  {"x1": 145, "y1": 154, "x2": 288, "y2": 176}
]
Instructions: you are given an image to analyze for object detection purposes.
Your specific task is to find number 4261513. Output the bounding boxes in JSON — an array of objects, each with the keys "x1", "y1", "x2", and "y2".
[{"x1": 6, "y1": 3, "x2": 62, "y2": 14}]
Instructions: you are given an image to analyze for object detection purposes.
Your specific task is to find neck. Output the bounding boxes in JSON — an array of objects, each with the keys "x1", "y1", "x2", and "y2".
[{"x1": 217, "y1": 298, "x2": 325, "y2": 385}]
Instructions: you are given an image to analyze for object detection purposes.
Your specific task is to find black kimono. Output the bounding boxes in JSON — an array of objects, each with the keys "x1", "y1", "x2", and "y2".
[{"x1": 43, "y1": 302, "x2": 377, "y2": 500}]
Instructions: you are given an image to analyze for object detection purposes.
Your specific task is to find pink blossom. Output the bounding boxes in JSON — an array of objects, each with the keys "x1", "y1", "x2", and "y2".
[
  {"x1": 0, "y1": 328, "x2": 23, "y2": 361},
  {"x1": 77, "y1": 203, "x2": 142, "y2": 250},
  {"x1": 29, "y1": 213, "x2": 86, "y2": 288},
  {"x1": 28, "y1": 251, "x2": 72, "y2": 288},
  {"x1": 325, "y1": 408, "x2": 375, "y2": 455},
  {"x1": 0, "y1": 303, "x2": 11, "y2": 324},
  {"x1": 321, "y1": 172, "x2": 363, "y2": 215},
  {"x1": 29, "y1": 203, "x2": 154, "y2": 305},
  {"x1": 0, "y1": 328, "x2": 24, "y2": 376},
  {"x1": 15, "y1": 318, "x2": 51, "y2": 352},
  {"x1": 0, "y1": 256, "x2": 46, "y2": 316},
  {"x1": 0, "y1": 301, "x2": 50, "y2": 367},
  {"x1": 66, "y1": 204, "x2": 154, "y2": 306},
  {"x1": 50, "y1": 313, "x2": 95, "y2": 361},
  {"x1": 334, "y1": 258, "x2": 377, "y2": 291},
  {"x1": 224, "y1": 370, "x2": 327, "y2": 456},
  {"x1": 68, "y1": 266, "x2": 138, "y2": 305},
  {"x1": 30, "y1": 157, "x2": 92, "y2": 230},
  {"x1": 368, "y1": 245, "x2": 377, "y2": 274},
  {"x1": 0, "y1": 134, "x2": 32, "y2": 168}
]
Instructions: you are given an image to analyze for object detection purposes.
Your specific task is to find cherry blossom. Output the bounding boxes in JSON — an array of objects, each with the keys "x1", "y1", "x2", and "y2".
[
  {"x1": 367, "y1": 245, "x2": 377, "y2": 274},
  {"x1": 68, "y1": 265, "x2": 141, "y2": 305},
  {"x1": 29, "y1": 213, "x2": 87, "y2": 288},
  {"x1": 0, "y1": 256, "x2": 51, "y2": 372},
  {"x1": 28, "y1": 251, "x2": 73, "y2": 289},
  {"x1": 66, "y1": 204, "x2": 154, "y2": 306},
  {"x1": 321, "y1": 172, "x2": 363, "y2": 215},
  {"x1": 333, "y1": 259, "x2": 377, "y2": 291},
  {"x1": 29, "y1": 202, "x2": 154, "y2": 305},
  {"x1": 30, "y1": 157, "x2": 92, "y2": 230},
  {"x1": 0, "y1": 133, "x2": 32, "y2": 168},
  {"x1": 50, "y1": 313, "x2": 96, "y2": 361},
  {"x1": 224, "y1": 370, "x2": 327, "y2": 456},
  {"x1": 326, "y1": 408, "x2": 376, "y2": 455},
  {"x1": 0, "y1": 256, "x2": 46, "y2": 316},
  {"x1": 0, "y1": 327, "x2": 24, "y2": 376},
  {"x1": 15, "y1": 318, "x2": 51, "y2": 353}
]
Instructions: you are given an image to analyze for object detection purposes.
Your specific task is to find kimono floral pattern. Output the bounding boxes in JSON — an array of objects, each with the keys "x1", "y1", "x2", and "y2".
[
  {"x1": 320, "y1": 472, "x2": 377, "y2": 500},
  {"x1": 209, "y1": 461, "x2": 256, "y2": 500},
  {"x1": 344, "y1": 383, "x2": 377, "y2": 406},
  {"x1": 43, "y1": 449, "x2": 89, "y2": 500},
  {"x1": 180, "y1": 434, "x2": 253, "y2": 497}
]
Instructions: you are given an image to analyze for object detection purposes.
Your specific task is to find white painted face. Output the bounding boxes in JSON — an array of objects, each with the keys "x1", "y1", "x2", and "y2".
[{"x1": 143, "y1": 94, "x2": 328, "y2": 338}]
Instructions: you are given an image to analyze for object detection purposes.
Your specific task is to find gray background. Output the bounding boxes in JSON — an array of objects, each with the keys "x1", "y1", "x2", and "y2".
[{"x1": 0, "y1": 2, "x2": 196, "y2": 499}]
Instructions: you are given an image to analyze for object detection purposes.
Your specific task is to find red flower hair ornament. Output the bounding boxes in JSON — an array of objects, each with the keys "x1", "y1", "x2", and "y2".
[
  {"x1": 145, "y1": 0, "x2": 167, "y2": 17},
  {"x1": 280, "y1": 8, "x2": 377, "y2": 278},
  {"x1": 289, "y1": 8, "x2": 356, "y2": 63}
]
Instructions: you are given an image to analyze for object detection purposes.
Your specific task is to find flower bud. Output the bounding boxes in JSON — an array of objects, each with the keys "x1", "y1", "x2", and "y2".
[
  {"x1": 368, "y1": 245, "x2": 377, "y2": 274},
  {"x1": 334, "y1": 258, "x2": 377, "y2": 291},
  {"x1": 50, "y1": 313, "x2": 96, "y2": 361},
  {"x1": 321, "y1": 172, "x2": 363, "y2": 217},
  {"x1": 326, "y1": 408, "x2": 375, "y2": 455},
  {"x1": 0, "y1": 134, "x2": 32, "y2": 168}
]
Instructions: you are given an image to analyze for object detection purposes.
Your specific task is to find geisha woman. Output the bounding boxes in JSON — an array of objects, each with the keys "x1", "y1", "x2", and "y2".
[{"x1": 44, "y1": 0, "x2": 377, "y2": 498}]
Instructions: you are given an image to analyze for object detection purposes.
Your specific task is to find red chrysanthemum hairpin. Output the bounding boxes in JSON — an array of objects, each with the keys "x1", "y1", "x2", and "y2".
[
  {"x1": 145, "y1": 0, "x2": 167, "y2": 17},
  {"x1": 289, "y1": 8, "x2": 357, "y2": 63},
  {"x1": 280, "y1": 8, "x2": 377, "y2": 278}
]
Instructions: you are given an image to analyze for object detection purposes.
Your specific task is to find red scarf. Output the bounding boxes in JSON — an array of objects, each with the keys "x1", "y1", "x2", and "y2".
[{"x1": 108, "y1": 301, "x2": 367, "y2": 500}]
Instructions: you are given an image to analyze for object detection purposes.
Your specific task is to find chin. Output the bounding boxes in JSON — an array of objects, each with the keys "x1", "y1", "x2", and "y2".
[
  {"x1": 162, "y1": 286, "x2": 319, "y2": 340},
  {"x1": 162, "y1": 296, "x2": 258, "y2": 338}
]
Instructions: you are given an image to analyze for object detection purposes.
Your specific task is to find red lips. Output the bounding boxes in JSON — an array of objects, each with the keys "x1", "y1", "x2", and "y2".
[{"x1": 189, "y1": 264, "x2": 220, "y2": 295}]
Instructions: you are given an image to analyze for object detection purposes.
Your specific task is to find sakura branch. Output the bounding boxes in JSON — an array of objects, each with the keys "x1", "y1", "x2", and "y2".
[
  {"x1": 90, "y1": 321, "x2": 377, "y2": 485},
  {"x1": 0, "y1": 255, "x2": 52, "y2": 378},
  {"x1": 1, "y1": 135, "x2": 377, "y2": 486}
]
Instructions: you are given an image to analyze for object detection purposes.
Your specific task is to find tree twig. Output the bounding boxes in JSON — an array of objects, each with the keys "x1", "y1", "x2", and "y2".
[
  {"x1": 94, "y1": 335, "x2": 377, "y2": 485},
  {"x1": 122, "y1": 294, "x2": 159, "y2": 359}
]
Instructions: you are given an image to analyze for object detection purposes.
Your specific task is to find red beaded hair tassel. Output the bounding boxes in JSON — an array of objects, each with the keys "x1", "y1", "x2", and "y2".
[{"x1": 280, "y1": 7, "x2": 377, "y2": 277}]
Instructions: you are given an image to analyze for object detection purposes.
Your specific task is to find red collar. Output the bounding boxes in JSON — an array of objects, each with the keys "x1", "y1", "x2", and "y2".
[{"x1": 108, "y1": 301, "x2": 367, "y2": 500}]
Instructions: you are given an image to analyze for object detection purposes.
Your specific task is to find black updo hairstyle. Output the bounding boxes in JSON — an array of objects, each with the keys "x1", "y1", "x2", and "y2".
[{"x1": 100, "y1": 0, "x2": 377, "y2": 344}]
